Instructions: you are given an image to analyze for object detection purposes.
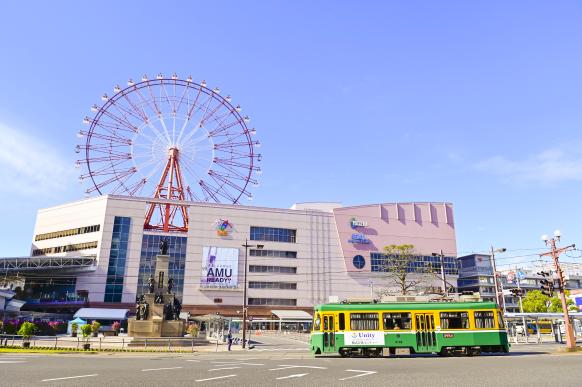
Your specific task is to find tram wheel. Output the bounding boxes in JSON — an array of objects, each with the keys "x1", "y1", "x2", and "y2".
[{"x1": 339, "y1": 349, "x2": 349, "y2": 358}]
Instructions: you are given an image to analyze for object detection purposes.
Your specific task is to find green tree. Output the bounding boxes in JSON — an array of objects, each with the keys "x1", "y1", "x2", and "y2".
[
  {"x1": 17, "y1": 321, "x2": 36, "y2": 343},
  {"x1": 379, "y1": 244, "x2": 433, "y2": 295},
  {"x1": 521, "y1": 290, "x2": 549, "y2": 313},
  {"x1": 548, "y1": 290, "x2": 577, "y2": 312}
]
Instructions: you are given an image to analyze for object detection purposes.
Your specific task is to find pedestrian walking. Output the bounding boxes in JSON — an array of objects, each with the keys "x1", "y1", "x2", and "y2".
[{"x1": 227, "y1": 330, "x2": 233, "y2": 351}]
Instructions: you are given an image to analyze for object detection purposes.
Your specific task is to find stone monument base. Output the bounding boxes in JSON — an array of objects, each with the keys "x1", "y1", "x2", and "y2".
[{"x1": 128, "y1": 318, "x2": 185, "y2": 338}]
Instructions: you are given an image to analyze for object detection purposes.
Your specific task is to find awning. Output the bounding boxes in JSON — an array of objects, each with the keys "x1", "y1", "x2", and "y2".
[
  {"x1": 73, "y1": 308, "x2": 129, "y2": 320},
  {"x1": 271, "y1": 310, "x2": 312, "y2": 320}
]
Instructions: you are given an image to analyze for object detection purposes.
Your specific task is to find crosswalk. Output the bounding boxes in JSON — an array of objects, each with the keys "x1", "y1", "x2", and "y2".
[{"x1": 0, "y1": 356, "x2": 31, "y2": 364}]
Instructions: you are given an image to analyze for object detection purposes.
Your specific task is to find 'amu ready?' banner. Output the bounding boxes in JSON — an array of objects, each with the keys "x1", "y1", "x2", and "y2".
[{"x1": 200, "y1": 246, "x2": 239, "y2": 288}]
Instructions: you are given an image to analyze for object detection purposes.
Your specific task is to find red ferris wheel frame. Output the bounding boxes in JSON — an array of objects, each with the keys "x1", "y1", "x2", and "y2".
[{"x1": 76, "y1": 74, "x2": 261, "y2": 232}]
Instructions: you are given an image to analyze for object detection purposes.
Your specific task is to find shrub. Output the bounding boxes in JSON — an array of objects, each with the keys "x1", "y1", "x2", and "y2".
[
  {"x1": 186, "y1": 323, "x2": 199, "y2": 337},
  {"x1": 90, "y1": 321, "x2": 101, "y2": 335},
  {"x1": 17, "y1": 322, "x2": 36, "y2": 341},
  {"x1": 80, "y1": 324, "x2": 92, "y2": 341}
]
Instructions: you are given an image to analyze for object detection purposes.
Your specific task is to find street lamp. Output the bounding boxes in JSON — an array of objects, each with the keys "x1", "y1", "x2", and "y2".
[{"x1": 241, "y1": 239, "x2": 264, "y2": 348}]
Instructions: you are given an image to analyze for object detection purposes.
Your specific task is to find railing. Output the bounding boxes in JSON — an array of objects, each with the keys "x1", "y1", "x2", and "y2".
[
  {"x1": 0, "y1": 255, "x2": 97, "y2": 273},
  {"x1": 0, "y1": 335, "x2": 207, "y2": 352}
]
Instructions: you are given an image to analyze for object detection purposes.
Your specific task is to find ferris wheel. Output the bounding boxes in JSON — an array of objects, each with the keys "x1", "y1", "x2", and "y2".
[{"x1": 76, "y1": 73, "x2": 261, "y2": 232}]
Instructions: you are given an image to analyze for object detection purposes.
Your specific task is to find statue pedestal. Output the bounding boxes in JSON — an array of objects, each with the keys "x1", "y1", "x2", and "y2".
[{"x1": 127, "y1": 253, "x2": 185, "y2": 338}]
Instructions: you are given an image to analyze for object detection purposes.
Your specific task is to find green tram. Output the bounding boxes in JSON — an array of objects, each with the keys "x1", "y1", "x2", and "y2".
[{"x1": 310, "y1": 301, "x2": 509, "y2": 357}]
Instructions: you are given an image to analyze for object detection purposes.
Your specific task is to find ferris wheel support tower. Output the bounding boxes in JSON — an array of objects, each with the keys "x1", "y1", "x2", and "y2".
[{"x1": 144, "y1": 147, "x2": 189, "y2": 232}]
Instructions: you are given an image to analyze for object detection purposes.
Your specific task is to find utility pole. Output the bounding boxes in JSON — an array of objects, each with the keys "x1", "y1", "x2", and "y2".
[
  {"x1": 540, "y1": 231, "x2": 577, "y2": 350},
  {"x1": 432, "y1": 249, "x2": 455, "y2": 297},
  {"x1": 439, "y1": 249, "x2": 447, "y2": 297},
  {"x1": 489, "y1": 246, "x2": 506, "y2": 312},
  {"x1": 369, "y1": 280, "x2": 374, "y2": 299}
]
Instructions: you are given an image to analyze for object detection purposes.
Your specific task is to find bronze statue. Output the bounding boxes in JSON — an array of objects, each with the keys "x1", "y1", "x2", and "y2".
[
  {"x1": 148, "y1": 275, "x2": 155, "y2": 293},
  {"x1": 167, "y1": 277, "x2": 174, "y2": 294},
  {"x1": 135, "y1": 301, "x2": 142, "y2": 320},
  {"x1": 142, "y1": 301, "x2": 149, "y2": 320},
  {"x1": 159, "y1": 238, "x2": 169, "y2": 255}
]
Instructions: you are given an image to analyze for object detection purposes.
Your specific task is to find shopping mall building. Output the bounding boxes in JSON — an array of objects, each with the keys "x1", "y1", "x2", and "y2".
[{"x1": 21, "y1": 195, "x2": 458, "y2": 317}]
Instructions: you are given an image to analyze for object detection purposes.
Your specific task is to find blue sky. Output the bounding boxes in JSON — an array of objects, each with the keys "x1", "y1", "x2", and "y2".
[{"x1": 1, "y1": 1, "x2": 582, "y2": 268}]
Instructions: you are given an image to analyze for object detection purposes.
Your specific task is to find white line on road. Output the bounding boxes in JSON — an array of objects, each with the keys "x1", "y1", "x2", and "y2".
[
  {"x1": 141, "y1": 367, "x2": 183, "y2": 372},
  {"x1": 269, "y1": 365, "x2": 327, "y2": 371},
  {"x1": 339, "y1": 369, "x2": 378, "y2": 381},
  {"x1": 195, "y1": 374, "x2": 237, "y2": 382},
  {"x1": 211, "y1": 362, "x2": 264, "y2": 366},
  {"x1": 276, "y1": 373, "x2": 309, "y2": 380},
  {"x1": 41, "y1": 374, "x2": 99, "y2": 382},
  {"x1": 208, "y1": 367, "x2": 242, "y2": 371},
  {"x1": 0, "y1": 361, "x2": 26, "y2": 364},
  {"x1": 186, "y1": 360, "x2": 201, "y2": 362}
]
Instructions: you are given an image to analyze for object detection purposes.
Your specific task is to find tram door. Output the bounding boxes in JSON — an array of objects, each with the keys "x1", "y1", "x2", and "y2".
[
  {"x1": 322, "y1": 314, "x2": 336, "y2": 352},
  {"x1": 415, "y1": 313, "x2": 438, "y2": 352}
]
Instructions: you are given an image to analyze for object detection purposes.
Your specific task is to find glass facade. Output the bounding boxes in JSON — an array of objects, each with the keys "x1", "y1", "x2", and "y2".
[
  {"x1": 104, "y1": 217, "x2": 131, "y2": 302},
  {"x1": 137, "y1": 234, "x2": 187, "y2": 299},
  {"x1": 250, "y1": 227, "x2": 296, "y2": 243},
  {"x1": 370, "y1": 252, "x2": 458, "y2": 275}
]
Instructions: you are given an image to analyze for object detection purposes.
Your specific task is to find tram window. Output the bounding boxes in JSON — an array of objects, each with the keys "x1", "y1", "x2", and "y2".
[
  {"x1": 497, "y1": 312, "x2": 505, "y2": 329},
  {"x1": 383, "y1": 313, "x2": 411, "y2": 330},
  {"x1": 324, "y1": 316, "x2": 329, "y2": 330},
  {"x1": 339, "y1": 313, "x2": 345, "y2": 331},
  {"x1": 440, "y1": 312, "x2": 469, "y2": 329},
  {"x1": 350, "y1": 313, "x2": 379, "y2": 330},
  {"x1": 314, "y1": 314, "x2": 321, "y2": 331},
  {"x1": 474, "y1": 311, "x2": 495, "y2": 328}
]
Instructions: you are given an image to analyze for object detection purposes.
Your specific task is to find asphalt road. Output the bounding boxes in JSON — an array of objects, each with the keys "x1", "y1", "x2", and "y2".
[{"x1": 1, "y1": 346, "x2": 581, "y2": 387}]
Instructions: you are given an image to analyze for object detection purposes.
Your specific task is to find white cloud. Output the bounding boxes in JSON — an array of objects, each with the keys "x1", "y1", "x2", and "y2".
[
  {"x1": 475, "y1": 145, "x2": 582, "y2": 184},
  {"x1": 0, "y1": 123, "x2": 75, "y2": 197}
]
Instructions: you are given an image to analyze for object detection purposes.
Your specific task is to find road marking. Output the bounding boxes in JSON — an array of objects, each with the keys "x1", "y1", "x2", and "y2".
[
  {"x1": 186, "y1": 359, "x2": 201, "y2": 362},
  {"x1": 195, "y1": 374, "x2": 237, "y2": 382},
  {"x1": 211, "y1": 362, "x2": 264, "y2": 366},
  {"x1": 208, "y1": 366, "x2": 242, "y2": 371},
  {"x1": 276, "y1": 373, "x2": 308, "y2": 380},
  {"x1": 0, "y1": 360, "x2": 26, "y2": 364},
  {"x1": 269, "y1": 364, "x2": 327, "y2": 371},
  {"x1": 42, "y1": 374, "x2": 99, "y2": 382},
  {"x1": 339, "y1": 369, "x2": 377, "y2": 381},
  {"x1": 141, "y1": 366, "x2": 183, "y2": 372}
]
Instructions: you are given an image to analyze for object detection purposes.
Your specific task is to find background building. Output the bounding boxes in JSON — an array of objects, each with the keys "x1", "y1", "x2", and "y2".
[{"x1": 9, "y1": 196, "x2": 459, "y2": 318}]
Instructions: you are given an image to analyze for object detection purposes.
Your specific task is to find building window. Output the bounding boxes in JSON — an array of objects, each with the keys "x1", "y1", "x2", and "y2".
[
  {"x1": 371, "y1": 252, "x2": 458, "y2": 275},
  {"x1": 382, "y1": 312, "x2": 411, "y2": 330},
  {"x1": 352, "y1": 255, "x2": 365, "y2": 269},
  {"x1": 248, "y1": 298, "x2": 297, "y2": 306},
  {"x1": 440, "y1": 312, "x2": 469, "y2": 329},
  {"x1": 250, "y1": 227, "x2": 296, "y2": 243},
  {"x1": 32, "y1": 241, "x2": 98, "y2": 256},
  {"x1": 350, "y1": 313, "x2": 379, "y2": 330},
  {"x1": 34, "y1": 224, "x2": 101, "y2": 241},
  {"x1": 249, "y1": 249, "x2": 297, "y2": 258},
  {"x1": 249, "y1": 281, "x2": 297, "y2": 289},
  {"x1": 474, "y1": 311, "x2": 495, "y2": 328},
  {"x1": 104, "y1": 217, "x2": 131, "y2": 303},
  {"x1": 249, "y1": 265, "x2": 297, "y2": 274},
  {"x1": 137, "y1": 234, "x2": 188, "y2": 300}
]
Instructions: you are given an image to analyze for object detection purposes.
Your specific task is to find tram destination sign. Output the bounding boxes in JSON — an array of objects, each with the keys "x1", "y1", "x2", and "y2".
[{"x1": 344, "y1": 331, "x2": 384, "y2": 346}]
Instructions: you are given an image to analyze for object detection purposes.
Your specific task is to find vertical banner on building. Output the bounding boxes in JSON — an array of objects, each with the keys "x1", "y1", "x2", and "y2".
[{"x1": 201, "y1": 246, "x2": 239, "y2": 288}]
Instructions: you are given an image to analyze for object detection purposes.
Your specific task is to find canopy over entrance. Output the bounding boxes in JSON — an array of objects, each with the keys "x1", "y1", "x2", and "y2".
[
  {"x1": 271, "y1": 310, "x2": 312, "y2": 320},
  {"x1": 73, "y1": 308, "x2": 129, "y2": 320}
]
